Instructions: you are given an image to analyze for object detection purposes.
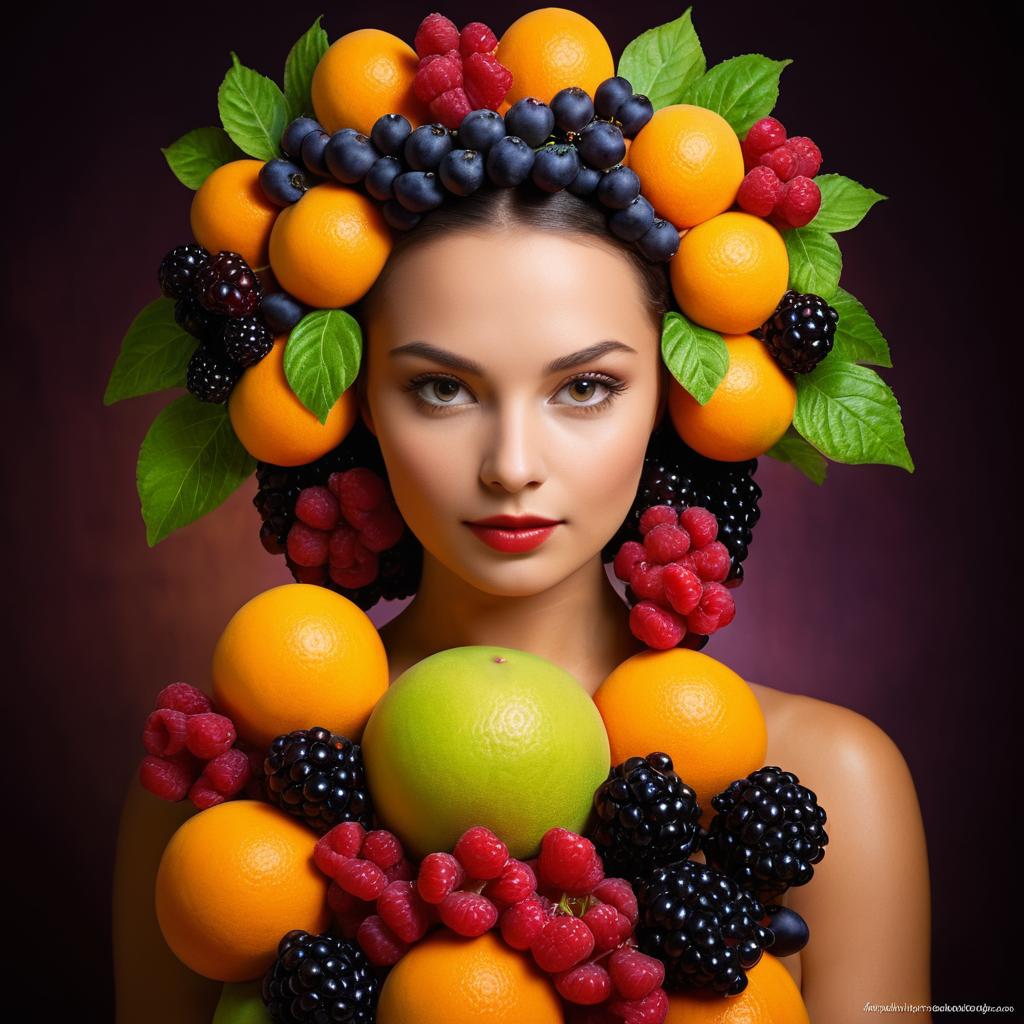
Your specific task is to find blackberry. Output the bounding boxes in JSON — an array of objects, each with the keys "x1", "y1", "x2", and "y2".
[
  {"x1": 194, "y1": 250, "x2": 262, "y2": 318},
  {"x1": 185, "y1": 343, "x2": 242, "y2": 403},
  {"x1": 262, "y1": 930, "x2": 380, "y2": 1024},
  {"x1": 702, "y1": 766, "x2": 829, "y2": 903},
  {"x1": 603, "y1": 420, "x2": 761, "y2": 586},
  {"x1": 158, "y1": 243, "x2": 209, "y2": 300},
  {"x1": 635, "y1": 859, "x2": 773, "y2": 995},
  {"x1": 589, "y1": 752, "x2": 703, "y2": 884},
  {"x1": 264, "y1": 726, "x2": 373, "y2": 834},
  {"x1": 757, "y1": 289, "x2": 839, "y2": 374},
  {"x1": 223, "y1": 315, "x2": 273, "y2": 367},
  {"x1": 174, "y1": 290, "x2": 225, "y2": 343}
]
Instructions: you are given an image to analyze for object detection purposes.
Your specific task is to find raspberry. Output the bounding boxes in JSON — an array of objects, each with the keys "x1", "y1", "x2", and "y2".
[
  {"x1": 629, "y1": 562, "x2": 665, "y2": 604},
  {"x1": 361, "y1": 829, "x2": 404, "y2": 870},
  {"x1": 736, "y1": 165, "x2": 784, "y2": 217},
  {"x1": 286, "y1": 521, "x2": 330, "y2": 567},
  {"x1": 532, "y1": 915, "x2": 596, "y2": 973},
  {"x1": 335, "y1": 857, "x2": 389, "y2": 901},
  {"x1": 459, "y1": 21, "x2": 498, "y2": 56},
  {"x1": 484, "y1": 858, "x2": 538, "y2": 906},
  {"x1": 786, "y1": 136, "x2": 823, "y2": 177},
  {"x1": 439, "y1": 890, "x2": 498, "y2": 936},
  {"x1": 454, "y1": 825, "x2": 509, "y2": 879},
  {"x1": 328, "y1": 524, "x2": 359, "y2": 567},
  {"x1": 582, "y1": 902, "x2": 632, "y2": 953},
  {"x1": 555, "y1": 962, "x2": 613, "y2": 1005},
  {"x1": 608, "y1": 947, "x2": 665, "y2": 1001},
  {"x1": 775, "y1": 175, "x2": 821, "y2": 229},
  {"x1": 612, "y1": 540, "x2": 645, "y2": 582},
  {"x1": 592, "y1": 878, "x2": 639, "y2": 926},
  {"x1": 357, "y1": 914, "x2": 408, "y2": 966},
  {"x1": 759, "y1": 143, "x2": 800, "y2": 182},
  {"x1": 377, "y1": 880, "x2": 432, "y2": 943},
  {"x1": 184, "y1": 712, "x2": 236, "y2": 759},
  {"x1": 679, "y1": 506, "x2": 718, "y2": 547},
  {"x1": 538, "y1": 828, "x2": 603, "y2": 895},
  {"x1": 294, "y1": 486, "x2": 340, "y2": 530},
  {"x1": 637, "y1": 505, "x2": 677, "y2": 536},
  {"x1": 142, "y1": 708, "x2": 188, "y2": 756},
  {"x1": 188, "y1": 775, "x2": 226, "y2": 809},
  {"x1": 642, "y1": 523, "x2": 690, "y2": 563},
  {"x1": 384, "y1": 857, "x2": 416, "y2": 884},
  {"x1": 462, "y1": 52, "x2": 512, "y2": 109},
  {"x1": 328, "y1": 542, "x2": 378, "y2": 589},
  {"x1": 430, "y1": 87, "x2": 473, "y2": 130},
  {"x1": 414, "y1": 12, "x2": 460, "y2": 57},
  {"x1": 203, "y1": 747, "x2": 251, "y2": 796},
  {"x1": 742, "y1": 117, "x2": 787, "y2": 165},
  {"x1": 358, "y1": 507, "x2": 405, "y2": 552},
  {"x1": 608, "y1": 987, "x2": 669, "y2": 1024},
  {"x1": 155, "y1": 682, "x2": 212, "y2": 716},
  {"x1": 314, "y1": 822, "x2": 366, "y2": 879},
  {"x1": 691, "y1": 541, "x2": 731, "y2": 582},
  {"x1": 413, "y1": 48, "x2": 463, "y2": 104},
  {"x1": 138, "y1": 750, "x2": 200, "y2": 801},
  {"x1": 629, "y1": 601, "x2": 685, "y2": 650},
  {"x1": 662, "y1": 563, "x2": 703, "y2": 615},
  {"x1": 291, "y1": 563, "x2": 327, "y2": 585},
  {"x1": 329, "y1": 468, "x2": 387, "y2": 511},
  {"x1": 686, "y1": 582, "x2": 736, "y2": 635},
  {"x1": 417, "y1": 851, "x2": 465, "y2": 903},
  {"x1": 500, "y1": 895, "x2": 549, "y2": 949}
]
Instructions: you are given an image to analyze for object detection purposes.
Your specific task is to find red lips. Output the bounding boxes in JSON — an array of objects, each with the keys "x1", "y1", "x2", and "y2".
[{"x1": 467, "y1": 514, "x2": 562, "y2": 528}]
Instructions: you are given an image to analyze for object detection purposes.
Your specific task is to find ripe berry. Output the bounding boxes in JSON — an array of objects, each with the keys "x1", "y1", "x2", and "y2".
[
  {"x1": 483, "y1": 858, "x2": 537, "y2": 905},
  {"x1": 295, "y1": 486, "x2": 341, "y2": 530},
  {"x1": 258, "y1": 158, "x2": 308, "y2": 205},
  {"x1": 281, "y1": 116, "x2": 323, "y2": 162},
  {"x1": 222, "y1": 316, "x2": 272, "y2": 367},
  {"x1": 457, "y1": 108, "x2": 506, "y2": 152},
  {"x1": 393, "y1": 171, "x2": 445, "y2": 212},
  {"x1": 431, "y1": 87, "x2": 473, "y2": 130},
  {"x1": 382, "y1": 200, "x2": 422, "y2": 231},
  {"x1": 742, "y1": 117, "x2": 787, "y2": 165},
  {"x1": 185, "y1": 344, "x2": 241, "y2": 404},
  {"x1": 581, "y1": 902, "x2": 631, "y2": 953},
  {"x1": 555, "y1": 962, "x2": 613, "y2": 1005},
  {"x1": 439, "y1": 148, "x2": 486, "y2": 196},
  {"x1": 365, "y1": 155, "x2": 403, "y2": 200},
  {"x1": 184, "y1": 712, "x2": 236, "y2": 759},
  {"x1": 550, "y1": 86, "x2": 594, "y2": 134},
  {"x1": 531, "y1": 915, "x2": 595, "y2": 973},
  {"x1": 532, "y1": 143, "x2": 581, "y2": 192},
  {"x1": 325, "y1": 131, "x2": 379, "y2": 184},
  {"x1": 415, "y1": 12, "x2": 460, "y2": 57},
  {"x1": 155, "y1": 682, "x2": 212, "y2": 716},
  {"x1": 371, "y1": 113, "x2": 413, "y2": 157},
  {"x1": 662, "y1": 563, "x2": 702, "y2": 615},
  {"x1": 596, "y1": 165, "x2": 641, "y2": 209},
  {"x1": 143, "y1": 708, "x2": 188, "y2": 757},
  {"x1": 417, "y1": 851, "x2": 465, "y2": 903},
  {"x1": 591, "y1": 877, "x2": 638, "y2": 925},
  {"x1": 500, "y1": 895, "x2": 548, "y2": 949},
  {"x1": 504, "y1": 98, "x2": 555, "y2": 147},
  {"x1": 786, "y1": 136, "x2": 823, "y2": 177},
  {"x1": 691, "y1": 540, "x2": 731, "y2": 582},
  {"x1": 679, "y1": 506, "x2": 718, "y2": 547},
  {"x1": 361, "y1": 830, "x2": 404, "y2": 870},
  {"x1": 609, "y1": 194, "x2": 655, "y2": 241},
  {"x1": 260, "y1": 291, "x2": 306, "y2": 334},
  {"x1": 139, "y1": 750, "x2": 200, "y2": 801},
  {"x1": 462, "y1": 51, "x2": 512, "y2": 110},
  {"x1": 737, "y1": 165, "x2": 785, "y2": 217},
  {"x1": 616, "y1": 94, "x2": 654, "y2": 138},
  {"x1": 577, "y1": 119, "x2": 625, "y2": 170},
  {"x1": 629, "y1": 601, "x2": 685, "y2": 649},
  {"x1": 439, "y1": 890, "x2": 499, "y2": 936},
  {"x1": 759, "y1": 143, "x2": 800, "y2": 182},
  {"x1": 686, "y1": 582, "x2": 736, "y2": 634},
  {"x1": 775, "y1": 175, "x2": 821, "y2": 228},
  {"x1": 377, "y1": 880, "x2": 432, "y2": 943},
  {"x1": 608, "y1": 947, "x2": 665, "y2": 1001},
  {"x1": 486, "y1": 136, "x2": 535, "y2": 187},
  {"x1": 299, "y1": 128, "x2": 331, "y2": 178},
  {"x1": 287, "y1": 521, "x2": 330, "y2": 566},
  {"x1": 568, "y1": 165, "x2": 601, "y2": 197},
  {"x1": 635, "y1": 219, "x2": 680, "y2": 262},
  {"x1": 454, "y1": 825, "x2": 509, "y2": 879},
  {"x1": 195, "y1": 251, "x2": 260, "y2": 318},
  {"x1": 538, "y1": 828, "x2": 603, "y2": 894},
  {"x1": 459, "y1": 21, "x2": 498, "y2": 57},
  {"x1": 758, "y1": 289, "x2": 838, "y2": 373},
  {"x1": 594, "y1": 76, "x2": 633, "y2": 120},
  {"x1": 404, "y1": 123, "x2": 454, "y2": 171},
  {"x1": 158, "y1": 243, "x2": 209, "y2": 300},
  {"x1": 357, "y1": 914, "x2": 408, "y2": 966}
]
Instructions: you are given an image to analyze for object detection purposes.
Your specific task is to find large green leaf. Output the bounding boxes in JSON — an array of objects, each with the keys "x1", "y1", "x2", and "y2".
[
  {"x1": 660, "y1": 311, "x2": 728, "y2": 405},
  {"x1": 283, "y1": 310, "x2": 363, "y2": 423},
  {"x1": 617, "y1": 8, "x2": 706, "y2": 110}
]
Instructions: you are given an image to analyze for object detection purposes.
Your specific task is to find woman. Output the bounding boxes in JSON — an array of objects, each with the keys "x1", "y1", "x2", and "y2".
[{"x1": 114, "y1": 185, "x2": 932, "y2": 1022}]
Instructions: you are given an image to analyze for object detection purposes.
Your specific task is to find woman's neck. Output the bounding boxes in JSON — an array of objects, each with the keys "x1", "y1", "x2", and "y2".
[{"x1": 378, "y1": 551, "x2": 644, "y2": 695}]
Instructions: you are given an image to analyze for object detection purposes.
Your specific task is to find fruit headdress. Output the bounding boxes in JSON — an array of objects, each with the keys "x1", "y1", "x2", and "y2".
[{"x1": 105, "y1": 7, "x2": 911, "y2": 651}]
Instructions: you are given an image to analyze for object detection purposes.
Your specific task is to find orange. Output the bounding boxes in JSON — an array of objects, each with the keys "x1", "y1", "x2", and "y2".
[
  {"x1": 311, "y1": 28, "x2": 428, "y2": 136},
  {"x1": 376, "y1": 931, "x2": 564, "y2": 1024},
  {"x1": 665, "y1": 954, "x2": 809, "y2": 1023},
  {"x1": 155, "y1": 801, "x2": 329, "y2": 982},
  {"x1": 628, "y1": 105, "x2": 745, "y2": 229},
  {"x1": 268, "y1": 183, "x2": 392, "y2": 309},
  {"x1": 668, "y1": 334, "x2": 796, "y2": 461},
  {"x1": 190, "y1": 159, "x2": 278, "y2": 270},
  {"x1": 594, "y1": 649, "x2": 767, "y2": 821},
  {"x1": 670, "y1": 211, "x2": 789, "y2": 334},
  {"x1": 228, "y1": 338, "x2": 358, "y2": 466},
  {"x1": 497, "y1": 8, "x2": 615, "y2": 106},
  {"x1": 211, "y1": 582, "x2": 388, "y2": 750}
]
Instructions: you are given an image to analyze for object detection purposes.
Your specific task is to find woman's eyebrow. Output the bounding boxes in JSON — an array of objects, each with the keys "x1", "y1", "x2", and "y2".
[{"x1": 388, "y1": 339, "x2": 636, "y2": 375}]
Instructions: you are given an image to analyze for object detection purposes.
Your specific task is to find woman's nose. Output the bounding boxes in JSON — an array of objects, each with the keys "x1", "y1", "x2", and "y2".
[{"x1": 478, "y1": 397, "x2": 547, "y2": 494}]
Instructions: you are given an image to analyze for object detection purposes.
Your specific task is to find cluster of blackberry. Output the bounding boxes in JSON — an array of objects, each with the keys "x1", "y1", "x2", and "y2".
[{"x1": 757, "y1": 288, "x2": 840, "y2": 375}]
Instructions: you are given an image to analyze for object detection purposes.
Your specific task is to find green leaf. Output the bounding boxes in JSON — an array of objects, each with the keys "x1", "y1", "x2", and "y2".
[
  {"x1": 217, "y1": 51, "x2": 288, "y2": 161},
  {"x1": 160, "y1": 127, "x2": 246, "y2": 190},
  {"x1": 678, "y1": 54, "x2": 792, "y2": 138},
  {"x1": 283, "y1": 310, "x2": 363, "y2": 423},
  {"x1": 785, "y1": 227, "x2": 842, "y2": 299},
  {"x1": 617, "y1": 8, "x2": 706, "y2": 111},
  {"x1": 284, "y1": 16, "x2": 330, "y2": 122},
  {"x1": 793, "y1": 360, "x2": 913, "y2": 471},
  {"x1": 830, "y1": 288, "x2": 892, "y2": 367},
  {"x1": 104, "y1": 299, "x2": 198, "y2": 405},
  {"x1": 766, "y1": 428, "x2": 828, "y2": 485},
  {"x1": 136, "y1": 397, "x2": 255, "y2": 546},
  {"x1": 660, "y1": 310, "x2": 728, "y2": 405},
  {"x1": 813, "y1": 174, "x2": 887, "y2": 233}
]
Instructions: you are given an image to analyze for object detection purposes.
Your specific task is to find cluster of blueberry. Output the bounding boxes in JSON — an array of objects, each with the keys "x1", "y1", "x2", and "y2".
[{"x1": 260, "y1": 76, "x2": 682, "y2": 263}]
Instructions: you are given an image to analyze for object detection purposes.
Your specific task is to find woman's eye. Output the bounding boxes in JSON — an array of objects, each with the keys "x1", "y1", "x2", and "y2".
[
  {"x1": 414, "y1": 377, "x2": 473, "y2": 407},
  {"x1": 556, "y1": 378, "x2": 612, "y2": 406}
]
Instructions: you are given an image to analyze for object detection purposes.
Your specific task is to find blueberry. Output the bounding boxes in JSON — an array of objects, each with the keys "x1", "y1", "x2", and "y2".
[
  {"x1": 381, "y1": 200, "x2": 422, "y2": 231},
  {"x1": 594, "y1": 76, "x2": 633, "y2": 120},
  {"x1": 550, "y1": 86, "x2": 594, "y2": 134},
  {"x1": 281, "y1": 117, "x2": 323, "y2": 161},
  {"x1": 365, "y1": 155, "x2": 403, "y2": 200},
  {"x1": 324, "y1": 131, "x2": 379, "y2": 184},
  {"x1": 404, "y1": 123, "x2": 453, "y2": 171},
  {"x1": 763, "y1": 906, "x2": 810, "y2": 958},
  {"x1": 577, "y1": 120, "x2": 626, "y2": 170},
  {"x1": 531, "y1": 143, "x2": 580, "y2": 193},
  {"x1": 486, "y1": 136, "x2": 535, "y2": 187},
  {"x1": 596, "y1": 165, "x2": 641, "y2": 209},
  {"x1": 258, "y1": 158, "x2": 309, "y2": 206},
  {"x1": 636, "y1": 218, "x2": 681, "y2": 262},
  {"x1": 371, "y1": 113, "x2": 412, "y2": 157},
  {"x1": 261, "y1": 292, "x2": 308, "y2": 334},
  {"x1": 299, "y1": 128, "x2": 332, "y2": 178},
  {"x1": 392, "y1": 170, "x2": 445, "y2": 212},
  {"x1": 457, "y1": 109, "x2": 506, "y2": 153},
  {"x1": 609, "y1": 195, "x2": 655, "y2": 241},
  {"x1": 567, "y1": 164, "x2": 602, "y2": 197},
  {"x1": 617, "y1": 94, "x2": 655, "y2": 138},
  {"x1": 504, "y1": 98, "x2": 555, "y2": 148},
  {"x1": 439, "y1": 149, "x2": 486, "y2": 196}
]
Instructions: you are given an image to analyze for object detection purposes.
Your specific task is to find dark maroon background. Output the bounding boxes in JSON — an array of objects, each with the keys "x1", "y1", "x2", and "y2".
[{"x1": 6, "y1": 0, "x2": 1013, "y2": 1015}]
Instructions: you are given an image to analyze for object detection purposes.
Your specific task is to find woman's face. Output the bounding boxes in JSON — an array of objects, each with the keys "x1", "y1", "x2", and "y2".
[{"x1": 360, "y1": 226, "x2": 666, "y2": 597}]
